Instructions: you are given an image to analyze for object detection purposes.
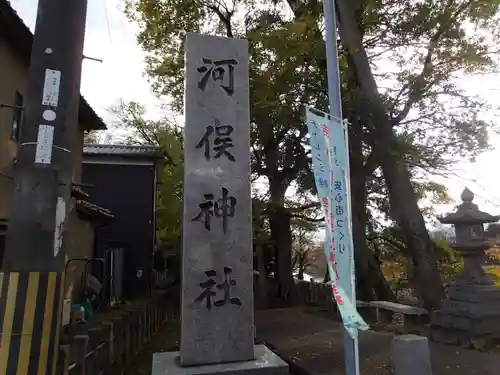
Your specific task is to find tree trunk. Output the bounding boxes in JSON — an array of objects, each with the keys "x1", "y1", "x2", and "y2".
[
  {"x1": 297, "y1": 254, "x2": 305, "y2": 280},
  {"x1": 351, "y1": 183, "x2": 395, "y2": 301},
  {"x1": 324, "y1": 269, "x2": 330, "y2": 283},
  {"x1": 349, "y1": 117, "x2": 396, "y2": 303},
  {"x1": 297, "y1": 270, "x2": 304, "y2": 280},
  {"x1": 381, "y1": 158, "x2": 444, "y2": 309},
  {"x1": 336, "y1": 0, "x2": 445, "y2": 310},
  {"x1": 269, "y1": 205, "x2": 295, "y2": 306},
  {"x1": 255, "y1": 244, "x2": 268, "y2": 309}
]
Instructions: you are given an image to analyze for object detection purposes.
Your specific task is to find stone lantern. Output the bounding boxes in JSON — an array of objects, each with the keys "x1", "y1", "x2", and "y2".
[{"x1": 430, "y1": 188, "x2": 500, "y2": 349}]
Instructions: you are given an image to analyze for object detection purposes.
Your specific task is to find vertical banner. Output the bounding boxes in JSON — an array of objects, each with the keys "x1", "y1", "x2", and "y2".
[{"x1": 305, "y1": 106, "x2": 369, "y2": 336}]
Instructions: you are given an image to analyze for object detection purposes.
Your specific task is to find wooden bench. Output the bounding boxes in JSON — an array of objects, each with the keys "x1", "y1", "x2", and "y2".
[{"x1": 362, "y1": 301, "x2": 428, "y2": 332}]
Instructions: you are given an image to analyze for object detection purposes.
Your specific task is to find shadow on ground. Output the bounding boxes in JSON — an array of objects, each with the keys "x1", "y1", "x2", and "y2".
[
  {"x1": 122, "y1": 307, "x2": 500, "y2": 375},
  {"x1": 256, "y1": 307, "x2": 500, "y2": 375},
  {"x1": 123, "y1": 318, "x2": 180, "y2": 375}
]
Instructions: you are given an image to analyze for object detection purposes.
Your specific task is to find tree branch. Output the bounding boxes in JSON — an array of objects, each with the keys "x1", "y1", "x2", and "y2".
[
  {"x1": 209, "y1": 5, "x2": 234, "y2": 38},
  {"x1": 290, "y1": 213, "x2": 324, "y2": 223},
  {"x1": 287, "y1": 202, "x2": 321, "y2": 212},
  {"x1": 391, "y1": 0, "x2": 474, "y2": 125}
]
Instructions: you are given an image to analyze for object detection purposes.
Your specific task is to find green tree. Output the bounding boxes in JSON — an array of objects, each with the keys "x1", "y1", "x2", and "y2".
[
  {"x1": 333, "y1": 0, "x2": 497, "y2": 308},
  {"x1": 83, "y1": 131, "x2": 99, "y2": 144},
  {"x1": 125, "y1": 1, "x2": 330, "y2": 304},
  {"x1": 291, "y1": 218, "x2": 318, "y2": 280},
  {"x1": 124, "y1": 0, "x2": 499, "y2": 309}
]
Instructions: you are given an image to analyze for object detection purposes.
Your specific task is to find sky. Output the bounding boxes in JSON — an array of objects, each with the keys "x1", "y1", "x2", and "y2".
[{"x1": 9, "y1": 0, "x2": 500, "y2": 219}]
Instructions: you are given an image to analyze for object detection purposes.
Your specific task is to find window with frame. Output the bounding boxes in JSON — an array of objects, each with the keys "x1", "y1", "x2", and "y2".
[{"x1": 11, "y1": 91, "x2": 23, "y2": 141}]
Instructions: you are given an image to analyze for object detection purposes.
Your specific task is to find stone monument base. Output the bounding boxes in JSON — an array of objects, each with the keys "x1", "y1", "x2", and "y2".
[
  {"x1": 430, "y1": 285, "x2": 500, "y2": 350},
  {"x1": 151, "y1": 345, "x2": 289, "y2": 375}
]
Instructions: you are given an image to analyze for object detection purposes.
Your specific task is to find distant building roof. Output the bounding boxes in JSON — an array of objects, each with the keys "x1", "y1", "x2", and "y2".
[
  {"x1": 0, "y1": 0, "x2": 106, "y2": 130},
  {"x1": 83, "y1": 144, "x2": 165, "y2": 159}
]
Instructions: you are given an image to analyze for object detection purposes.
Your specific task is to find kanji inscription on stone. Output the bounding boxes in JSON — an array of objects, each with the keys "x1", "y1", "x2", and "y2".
[{"x1": 181, "y1": 33, "x2": 253, "y2": 366}]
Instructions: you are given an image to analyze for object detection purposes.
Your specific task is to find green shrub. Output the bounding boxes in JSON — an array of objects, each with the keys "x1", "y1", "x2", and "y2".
[{"x1": 485, "y1": 266, "x2": 500, "y2": 286}]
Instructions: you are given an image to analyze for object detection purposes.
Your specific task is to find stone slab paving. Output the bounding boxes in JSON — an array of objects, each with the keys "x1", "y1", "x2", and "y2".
[{"x1": 255, "y1": 307, "x2": 500, "y2": 375}]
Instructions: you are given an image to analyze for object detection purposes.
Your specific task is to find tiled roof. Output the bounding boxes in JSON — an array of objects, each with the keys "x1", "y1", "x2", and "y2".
[
  {"x1": 83, "y1": 144, "x2": 165, "y2": 159},
  {"x1": 0, "y1": 0, "x2": 106, "y2": 130}
]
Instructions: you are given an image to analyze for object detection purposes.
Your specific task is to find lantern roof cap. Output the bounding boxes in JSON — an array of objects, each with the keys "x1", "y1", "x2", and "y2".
[{"x1": 438, "y1": 188, "x2": 500, "y2": 225}]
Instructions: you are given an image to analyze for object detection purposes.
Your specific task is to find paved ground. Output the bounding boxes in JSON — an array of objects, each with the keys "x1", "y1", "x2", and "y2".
[
  {"x1": 256, "y1": 307, "x2": 394, "y2": 375},
  {"x1": 125, "y1": 306, "x2": 500, "y2": 375},
  {"x1": 256, "y1": 307, "x2": 500, "y2": 375}
]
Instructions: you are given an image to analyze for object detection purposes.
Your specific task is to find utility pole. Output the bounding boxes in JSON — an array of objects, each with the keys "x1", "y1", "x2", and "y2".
[
  {"x1": 322, "y1": 1, "x2": 360, "y2": 374},
  {"x1": 0, "y1": 0, "x2": 88, "y2": 374}
]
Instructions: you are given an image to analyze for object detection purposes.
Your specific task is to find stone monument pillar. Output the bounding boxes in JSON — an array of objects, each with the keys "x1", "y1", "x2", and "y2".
[
  {"x1": 430, "y1": 187, "x2": 500, "y2": 349},
  {"x1": 151, "y1": 33, "x2": 288, "y2": 375}
]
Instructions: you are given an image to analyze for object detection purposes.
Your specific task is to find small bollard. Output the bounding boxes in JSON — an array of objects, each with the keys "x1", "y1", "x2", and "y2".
[{"x1": 391, "y1": 334, "x2": 433, "y2": 375}]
